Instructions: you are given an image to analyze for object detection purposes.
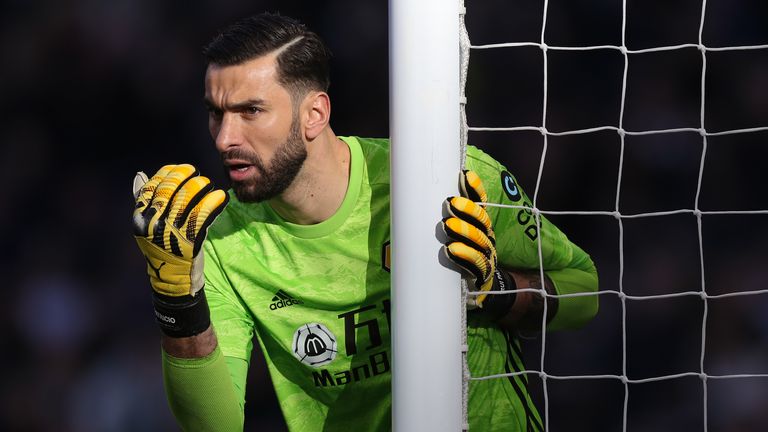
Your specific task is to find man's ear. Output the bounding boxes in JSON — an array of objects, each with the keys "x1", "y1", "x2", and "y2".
[{"x1": 303, "y1": 91, "x2": 331, "y2": 140}]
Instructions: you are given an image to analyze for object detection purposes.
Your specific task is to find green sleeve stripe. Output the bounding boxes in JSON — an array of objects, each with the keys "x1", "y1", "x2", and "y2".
[
  {"x1": 162, "y1": 346, "x2": 244, "y2": 431},
  {"x1": 503, "y1": 330, "x2": 543, "y2": 431}
]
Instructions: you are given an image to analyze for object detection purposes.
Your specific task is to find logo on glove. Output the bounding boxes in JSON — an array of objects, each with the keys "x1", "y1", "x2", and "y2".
[{"x1": 146, "y1": 259, "x2": 166, "y2": 279}]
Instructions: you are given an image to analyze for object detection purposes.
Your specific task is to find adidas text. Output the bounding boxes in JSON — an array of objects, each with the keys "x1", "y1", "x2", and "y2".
[{"x1": 270, "y1": 298, "x2": 303, "y2": 310}]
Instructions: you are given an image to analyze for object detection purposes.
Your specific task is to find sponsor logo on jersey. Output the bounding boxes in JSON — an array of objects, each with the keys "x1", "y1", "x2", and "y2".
[
  {"x1": 501, "y1": 171, "x2": 521, "y2": 202},
  {"x1": 500, "y1": 170, "x2": 540, "y2": 241},
  {"x1": 516, "y1": 200, "x2": 540, "y2": 242},
  {"x1": 292, "y1": 323, "x2": 338, "y2": 367},
  {"x1": 312, "y1": 350, "x2": 390, "y2": 387},
  {"x1": 311, "y1": 299, "x2": 392, "y2": 387},
  {"x1": 270, "y1": 290, "x2": 303, "y2": 310}
]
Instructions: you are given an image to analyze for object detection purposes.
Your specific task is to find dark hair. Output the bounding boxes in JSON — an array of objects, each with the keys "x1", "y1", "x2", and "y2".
[{"x1": 202, "y1": 13, "x2": 331, "y2": 96}]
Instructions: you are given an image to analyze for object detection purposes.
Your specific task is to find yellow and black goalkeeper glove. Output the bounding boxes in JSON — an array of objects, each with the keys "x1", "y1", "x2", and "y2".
[
  {"x1": 132, "y1": 164, "x2": 228, "y2": 337},
  {"x1": 441, "y1": 170, "x2": 516, "y2": 317}
]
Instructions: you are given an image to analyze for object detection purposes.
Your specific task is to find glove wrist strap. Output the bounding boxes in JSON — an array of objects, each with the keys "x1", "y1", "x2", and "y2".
[
  {"x1": 153, "y1": 289, "x2": 211, "y2": 338},
  {"x1": 473, "y1": 269, "x2": 517, "y2": 322}
]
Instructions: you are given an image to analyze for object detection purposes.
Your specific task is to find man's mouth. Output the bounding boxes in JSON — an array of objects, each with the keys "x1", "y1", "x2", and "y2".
[{"x1": 224, "y1": 160, "x2": 257, "y2": 181}]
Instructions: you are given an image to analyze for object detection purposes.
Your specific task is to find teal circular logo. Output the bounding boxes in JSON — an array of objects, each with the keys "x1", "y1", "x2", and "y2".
[{"x1": 501, "y1": 171, "x2": 521, "y2": 202}]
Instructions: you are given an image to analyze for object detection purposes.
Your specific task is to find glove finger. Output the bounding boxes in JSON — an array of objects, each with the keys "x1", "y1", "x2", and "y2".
[
  {"x1": 442, "y1": 217, "x2": 494, "y2": 256},
  {"x1": 444, "y1": 242, "x2": 492, "y2": 286},
  {"x1": 446, "y1": 241, "x2": 496, "y2": 308},
  {"x1": 168, "y1": 176, "x2": 213, "y2": 230},
  {"x1": 444, "y1": 196, "x2": 492, "y2": 237},
  {"x1": 146, "y1": 164, "x2": 198, "y2": 239},
  {"x1": 459, "y1": 170, "x2": 487, "y2": 203},
  {"x1": 159, "y1": 176, "x2": 214, "y2": 258},
  {"x1": 135, "y1": 164, "x2": 177, "y2": 210},
  {"x1": 454, "y1": 170, "x2": 494, "y2": 308},
  {"x1": 133, "y1": 166, "x2": 174, "y2": 236},
  {"x1": 186, "y1": 189, "x2": 229, "y2": 255},
  {"x1": 146, "y1": 185, "x2": 226, "y2": 260},
  {"x1": 133, "y1": 171, "x2": 149, "y2": 200}
]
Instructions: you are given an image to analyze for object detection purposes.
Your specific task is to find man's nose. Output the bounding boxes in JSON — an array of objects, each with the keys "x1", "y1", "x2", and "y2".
[{"x1": 214, "y1": 114, "x2": 241, "y2": 153}]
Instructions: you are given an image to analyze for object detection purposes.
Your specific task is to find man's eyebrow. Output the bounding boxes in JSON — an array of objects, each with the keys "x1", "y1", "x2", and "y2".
[
  {"x1": 202, "y1": 98, "x2": 267, "y2": 111},
  {"x1": 229, "y1": 99, "x2": 267, "y2": 111},
  {"x1": 203, "y1": 98, "x2": 219, "y2": 110}
]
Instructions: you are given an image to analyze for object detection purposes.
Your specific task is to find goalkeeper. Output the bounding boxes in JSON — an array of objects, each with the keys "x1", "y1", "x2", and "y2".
[{"x1": 132, "y1": 12, "x2": 599, "y2": 432}]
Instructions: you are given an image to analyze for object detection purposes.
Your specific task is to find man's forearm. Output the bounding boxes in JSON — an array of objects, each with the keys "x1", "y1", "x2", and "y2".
[
  {"x1": 497, "y1": 270, "x2": 559, "y2": 331},
  {"x1": 162, "y1": 325, "x2": 218, "y2": 358}
]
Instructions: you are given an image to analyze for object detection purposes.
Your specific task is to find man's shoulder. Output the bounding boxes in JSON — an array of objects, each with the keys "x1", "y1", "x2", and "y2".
[
  {"x1": 466, "y1": 145, "x2": 504, "y2": 174},
  {"x1": 338, "y1": 138, "x2": 506, "y2": 183},
  {"x1": 355, "y1": 136, "x2": 390, "y2": 148},
  {"x1": 343, "y1": 136, "x2": 391, "y2": 185},
  {"x1": 347, "y1": 138, "x2": 496, "y2": 163},
  {"x1": 349, "y1": 136, "x2": 390, "y2": 158},
  {"x1": 346, "y1": 137, "x2": 501, "y2": 166}
]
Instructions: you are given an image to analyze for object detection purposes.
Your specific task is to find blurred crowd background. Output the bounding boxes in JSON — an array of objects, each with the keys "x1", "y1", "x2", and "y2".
[{"x1": 2, "y1": 0, "x2": 766, "y2": 431}]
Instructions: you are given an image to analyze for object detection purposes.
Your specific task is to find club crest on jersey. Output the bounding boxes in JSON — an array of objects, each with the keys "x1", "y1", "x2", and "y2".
[
  {"x1": 501, "y1": 171, "x2": 521, "y2": 202},
  {"x1": 292, "y1": 323, "x2": 338, "y2": 367},
  {"x1": 382, "y1": 241, "x2": 390, "y2": 272}
]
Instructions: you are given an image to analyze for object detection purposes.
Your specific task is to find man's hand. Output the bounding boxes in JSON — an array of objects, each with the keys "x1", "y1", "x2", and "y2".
[
  {"x1": 440, "y1": 170, "x2": 516, "y2": 314},
  {"x1": 133, "y1": 164, "x2": 228, "y2": 337}
]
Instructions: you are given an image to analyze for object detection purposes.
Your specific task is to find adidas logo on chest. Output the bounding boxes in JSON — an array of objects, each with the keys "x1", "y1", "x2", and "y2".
[{"x1": 270, "y1": 290, "x2": 303, "y2": 310}]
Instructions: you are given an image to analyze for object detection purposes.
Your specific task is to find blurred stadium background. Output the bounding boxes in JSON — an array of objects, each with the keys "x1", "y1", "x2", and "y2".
[{"x1": 2, "y1": 1, "x2": 766, "y2": 431}]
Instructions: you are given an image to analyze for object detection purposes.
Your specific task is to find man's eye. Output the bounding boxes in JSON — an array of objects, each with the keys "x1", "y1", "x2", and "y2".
[
  {"x1": 246, "y1": 106, "x2": 261, "y2": 115},
  {"x1": 208, "y1": 108, "x2": 223, "y2": 120}
]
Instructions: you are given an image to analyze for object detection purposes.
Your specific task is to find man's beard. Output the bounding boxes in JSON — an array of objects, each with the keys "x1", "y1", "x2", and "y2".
[{"x1": 224, "y1": 117, "x2": 307, "y2": 203}]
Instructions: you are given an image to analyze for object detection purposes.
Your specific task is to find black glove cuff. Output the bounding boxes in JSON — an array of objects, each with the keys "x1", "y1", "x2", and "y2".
[
  {"x1": 471, "y1": 269, "x2": 517, "y2": 322},
  {"x1": 152, "y1": 289, "x2": 211, "y2": 338}
]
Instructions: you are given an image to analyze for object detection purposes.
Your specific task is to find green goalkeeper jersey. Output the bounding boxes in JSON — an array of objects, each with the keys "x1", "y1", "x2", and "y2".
[{"x1": 202, "y1": 136, "x2": 598, "y2": 431}]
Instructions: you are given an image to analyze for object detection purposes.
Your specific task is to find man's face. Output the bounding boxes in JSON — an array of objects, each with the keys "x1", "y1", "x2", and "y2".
[{"x1": 204, "y1": 55, "x2": 307, "y2": 202}]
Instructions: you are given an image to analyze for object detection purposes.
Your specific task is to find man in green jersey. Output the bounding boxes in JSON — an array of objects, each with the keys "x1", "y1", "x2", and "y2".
[{"x1": 131, "y1": 12, "x2": 599, "y2": 432}]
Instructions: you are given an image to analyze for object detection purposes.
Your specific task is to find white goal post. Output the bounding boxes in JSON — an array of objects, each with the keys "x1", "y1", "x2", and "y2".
[{"x1": 389, "y1": 0, "x2": 463, "y2": 430}]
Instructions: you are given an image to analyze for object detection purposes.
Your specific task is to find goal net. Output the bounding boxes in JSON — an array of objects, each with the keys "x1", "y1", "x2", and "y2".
[{"x1": 460, "y1": 0, "x2": 768, "y2": 431}]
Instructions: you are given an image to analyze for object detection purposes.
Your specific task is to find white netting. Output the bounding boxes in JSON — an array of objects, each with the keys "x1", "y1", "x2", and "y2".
[{"x1": 460, "y1": 0, "x2": 768, "y2": 430}]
